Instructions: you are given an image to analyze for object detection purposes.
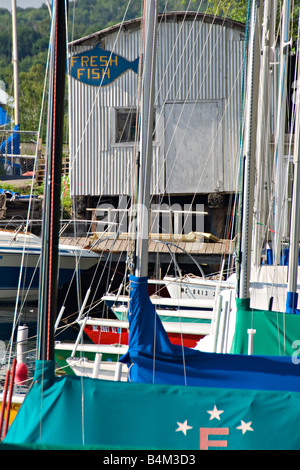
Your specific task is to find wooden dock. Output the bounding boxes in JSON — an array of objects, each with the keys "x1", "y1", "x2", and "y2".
[{"x1": 60, "y1": 232, "x2": 235, "y2": 266}]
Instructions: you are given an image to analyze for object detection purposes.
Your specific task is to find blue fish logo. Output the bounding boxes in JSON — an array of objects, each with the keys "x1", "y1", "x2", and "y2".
[{"x1": 68, "y1": 44, "x2": 139, "y2": 87}]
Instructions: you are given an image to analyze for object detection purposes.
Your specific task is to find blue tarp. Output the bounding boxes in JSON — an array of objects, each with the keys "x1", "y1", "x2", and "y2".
[
  {"x1": 0, "y1": 124, "x2": 20, "y2": 155},
  {"x1": 0, "y1": 188, "x2": 37, "y2": 200},
  {"x1": 0, "y1": 124, "x2": 21, "y2": 175},
  {"x1": 0, "y1": 188, "x2": 20, "y2": 199},
  {"x1": 121, "y1": 275, "x2": 300, "y2": 391},
  {"x1": 0, "y1": 106, "x2": 9, "y2": 126}
]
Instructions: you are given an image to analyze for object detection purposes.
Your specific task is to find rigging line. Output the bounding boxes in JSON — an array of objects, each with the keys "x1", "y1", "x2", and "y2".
[
  {"x1": 45, "y1": 0, "x2": 61, "y2": 361},
  {"x1": 70, "y1": 0, "x2": 76, "y2": 43},
  {"x1": 231, "y1": 0, "x2": 252, "y2": 253},
  {"x1": 151, "y1": 0, "x2": 223, "y2": 152},
  {"x1": 6, "y1": 3, "x2": 57, "y2": 368},
  {"x1": 67, "y1": 0, "x2": 133, "y2": 178},
  {"x1": 148, "y1": 2, "x2": 235, "y2": 376},
  {"x1": 83, "y1": 234, "x2": 126, "y2": 318},
  {"x1": 153, "y1": 0, "x2": 205, "y2": 107},
  {"x1": 67, "y1": 6, "x2": 136, "y2": 255},
  {"x1": 37, "y1": 0, "x2": 57, "y2": 439},
  {"x1": 129, "y1": 2, "x2": 241, "y2": 280},
  {"x1": 128, "y1": 0, "x2": 144, "y2": 262},
  {"x1": 65, "y1": 2, "x2": 136, "y2": 300},
  {"x1": 156, "y1": 16, "x2": 243, "y2": 249},
  {"x1": 149, "y1": 1, "x2": 216, "y2": 203},
  {"x1": 252, "y1": 0, "x2": 278, "y2": 261},
  {"x1": 265, "y1": 2, "x2": 300, "y2": 355},
  {"x1": 138, "y1": 0, "x2": 158, "y2": 269},
  {"x1": 75, "y1": 2, "x2": 207, "y2": 239},
  {"x1": 71, "y1": 4, "x2": 223, "y2": 253},
  {"x1": 149, "y1": 1, "x2": 239, "y2": 229},
  {"x1": 67, "y1": 32, "x2": 136, "y2": 268}
]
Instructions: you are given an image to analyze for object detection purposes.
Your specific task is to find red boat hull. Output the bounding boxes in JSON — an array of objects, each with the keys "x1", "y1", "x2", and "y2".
[{"x1": 84, "y1": 324, "x2": 203, "y2": 349}]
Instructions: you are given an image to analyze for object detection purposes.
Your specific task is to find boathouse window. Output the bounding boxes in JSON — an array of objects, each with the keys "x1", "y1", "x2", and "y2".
[
  {"x1": 115, "y1": 108, "x2": 156, "y2": 143},
  {"x1": 116, "y1": 108, "x2": 137, "y2": 143}
]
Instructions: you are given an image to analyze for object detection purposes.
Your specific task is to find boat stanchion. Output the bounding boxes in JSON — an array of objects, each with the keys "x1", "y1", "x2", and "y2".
[
  {"x1": 92, "y1": 353, "x2": 102, "y2": 378},
  {"x1": 114, "y1": 363, "x2": 123, "y2": 382},
  {"x1": 247, "y1": 329, "x2": 256, "y2": 355}
]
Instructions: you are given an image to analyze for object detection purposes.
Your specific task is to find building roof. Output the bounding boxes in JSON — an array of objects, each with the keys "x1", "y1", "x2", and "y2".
[{"x1": 69, "y1": 11, "x2": 245, "y2": 48}]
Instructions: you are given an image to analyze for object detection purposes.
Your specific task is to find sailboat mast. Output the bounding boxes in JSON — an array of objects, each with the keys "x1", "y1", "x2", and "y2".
[
  {"x1": 286, "y1": 13, "x2": 300, "y2": 313},
  {"x1": 37, "y1": 0, "x2": 67, "y2": 361},
  {"x1": 273, "y1": 0, "x2": 291, "y2": 264},
  {"x1": 11, "y1": 0, "x2": 19, "y2": 126},
  {"x1": 239, "y1": 0, "x2": 262, "y2": 299},
  {"x1": 252, "y1": 0, "x2": 272, "y2": 268},
  {"x1": 134, "y1": 0, "x2": 158, "y2": 278}
]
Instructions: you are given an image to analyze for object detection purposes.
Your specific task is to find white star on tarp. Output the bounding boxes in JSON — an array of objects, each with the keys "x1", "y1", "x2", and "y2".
[
  {"x1": 176, "y1": 420, "x2": 193, "y2": 436},
  {"x1": 236, "y1": 420, "x2": 254, "y2": 434},
  {"x1": 207, "y1": 405, "x2": 224, "y2": 421}
]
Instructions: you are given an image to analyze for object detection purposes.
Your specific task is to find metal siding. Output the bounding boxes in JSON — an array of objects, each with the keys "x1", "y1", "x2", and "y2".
[
  {"x1": 223, "y1": 39, "x2": 244, "y2": 192},
  {"x1": 69, "y1": 18, "x2": 243, "y2": 197}
]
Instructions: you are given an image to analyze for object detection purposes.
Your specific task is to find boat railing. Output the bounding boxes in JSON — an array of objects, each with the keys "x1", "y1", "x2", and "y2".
[{"x1": 0, "y1": 129, "x2": 39, "y2": 177}]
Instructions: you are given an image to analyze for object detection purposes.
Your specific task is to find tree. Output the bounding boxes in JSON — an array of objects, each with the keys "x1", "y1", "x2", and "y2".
[
  {"x1": 206, "y1": 0, "x2": 248, "y2": 23},
  {"x1": 19, "y1": 63, "x2": 45, "y2": 132}
]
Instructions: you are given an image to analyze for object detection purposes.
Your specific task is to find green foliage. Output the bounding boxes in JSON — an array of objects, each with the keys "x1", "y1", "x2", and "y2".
[
  {"x1": 205, "y1": 0, "x2": 248, "y2": 22},
  {"x1": 19, "y1": 63, "x2": 46, "y2": 131}
]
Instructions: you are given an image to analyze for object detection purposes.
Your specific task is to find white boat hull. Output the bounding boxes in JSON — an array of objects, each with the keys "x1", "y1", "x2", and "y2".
[
  {"x1": 0, "y1": 230, "x2": 99, "y2": 301},
  {"x1": 66, "y1": 356, "x2": 128, "y2": 381},
  {"x1": 163, "y1": 274, "x2": 236, "y2": 301}
]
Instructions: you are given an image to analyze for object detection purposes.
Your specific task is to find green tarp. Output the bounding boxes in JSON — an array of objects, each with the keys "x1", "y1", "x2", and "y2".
[
  {"x1": 3, "y1": 359, "x2": 300, "y2": 450},
  {"x1": 231, "y1": 298, "x2": 300, "y2": 357}
]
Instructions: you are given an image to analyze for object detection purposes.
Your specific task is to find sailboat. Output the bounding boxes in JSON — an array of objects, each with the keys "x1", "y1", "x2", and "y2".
[
  {"x1": 3, "y1": 0, "x2": 300, "y2": 450},
  {"x1": 0, "y1": 228, "x2": 99, "y2": 302},
  {"x1": 215, "y1": 0, "x2": 300, "y2": 357},
  {"x1": 0, "y1": 0, "x2": 99, "y2": 303},
  {"x1": 157, "y1": 0, "x2": 300, "y2": 359}
]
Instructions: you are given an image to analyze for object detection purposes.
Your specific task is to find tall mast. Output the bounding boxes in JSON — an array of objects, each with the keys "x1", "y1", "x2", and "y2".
[
  {"x1": 134, "y1": 0, "x2": 158, "y2": 278},
  {"x1": 286, "y1": 12, "x2": 300, "y2": 313},
  {"x1": 11, "y1": 0, "x2": 19, "y2": 126},
  {"x1": 37, "y1": 0, "x2": 67, "y2": 361},
  {"x1": 252, "y1": 0, "x2": 272, "y2": 268},
  {"x1": 273, "y1": 0, "x2": 291, "y2": 264},
  {"x1": 239, "y1": 0, "x2": 262, "y2": 299}
]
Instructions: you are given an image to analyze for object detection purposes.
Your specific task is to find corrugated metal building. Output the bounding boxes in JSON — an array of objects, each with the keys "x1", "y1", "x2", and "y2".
[{"x1": 68, "y1": 12, "x2": 245, "y2": 202}]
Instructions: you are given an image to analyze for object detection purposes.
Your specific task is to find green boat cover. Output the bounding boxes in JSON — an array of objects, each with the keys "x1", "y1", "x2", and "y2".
[
  {"x1": 3, "y1": 359, "x2": 300, "y2": 450},
  {"x1": 4, "y1": 281, "x2": 300, "y2": 450},
  {"x1": 231, "y1": 298, "x2": 300, "y2": 357}
]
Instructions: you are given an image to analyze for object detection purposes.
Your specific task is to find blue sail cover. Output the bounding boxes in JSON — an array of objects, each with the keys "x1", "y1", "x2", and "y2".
[{"x1": 121, "y1": 275, "x2": 300, "y2": 391}]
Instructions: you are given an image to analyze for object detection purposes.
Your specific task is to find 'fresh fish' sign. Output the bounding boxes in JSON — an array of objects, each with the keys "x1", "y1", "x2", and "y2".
[{"x1": 68, "y1": 44, "x2": 139, "y2": 87}]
